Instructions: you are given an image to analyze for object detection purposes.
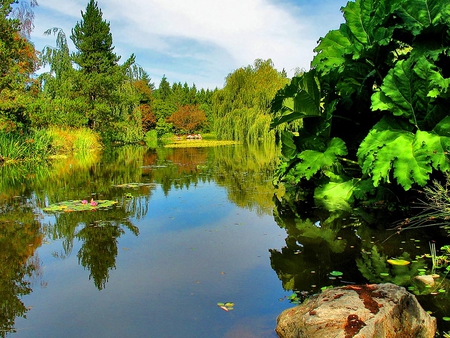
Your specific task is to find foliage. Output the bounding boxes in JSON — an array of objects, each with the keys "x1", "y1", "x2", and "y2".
[
  {"x1": 0, "y1": 0, "x2": 39, "y2": 132},
  {"x1": 70, "y1": 0, "x2": 135, "y2": 131},
  {"x1": 43, "y1": 199, "x2": 118, "y2": 213},
  {"x1": 271, "y1": 0, "x2": 450, "y2": 211},
  {"x1": 394, "y1": 173, "x2": 450, "y2": 232},
  {"x1": 45, "y1": 126, "x2": 102, "y2": 153},
  {"x1": 167, "y1": 104, "x2": 207, "y2": 134},
  {"x1": 213, "y1": 59, "x2": 288, "y2": 142},
  {"x1": 0, "y1": 130, "x2": 52, "y2": 162}
]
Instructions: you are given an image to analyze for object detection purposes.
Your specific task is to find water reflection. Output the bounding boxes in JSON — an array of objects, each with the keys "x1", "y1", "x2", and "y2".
[
  {"x1": 0, "y1": 143, "x2": 281, "y2": 336},
  {"x1": 0, "y1": 197, "x2": 43, "y2": 337},
  {"x1": 270, "y1": 193, "x2": 450, "y2": 331}
]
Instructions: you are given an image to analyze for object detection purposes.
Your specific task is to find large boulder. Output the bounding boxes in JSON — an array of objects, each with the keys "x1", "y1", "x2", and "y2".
[{"x1": 276, "y1": 283, "x2": 436, "y2": 338}]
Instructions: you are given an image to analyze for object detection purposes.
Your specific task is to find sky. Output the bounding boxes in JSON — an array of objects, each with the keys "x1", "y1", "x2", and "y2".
[{"x1": 29, "y1": 0, "x2": 349, "y2": 90}]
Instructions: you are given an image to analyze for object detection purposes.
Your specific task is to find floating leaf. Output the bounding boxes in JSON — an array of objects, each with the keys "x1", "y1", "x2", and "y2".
[
  {"x1": 113, "y1": 182, "x2": 156, "y2": 189},
  {"x1": 217, "y1": 301, "x2": 234, "y2": 311},
  {"x1": 43, "y1": 199, "x2": 118, "y2": 213},
  {"x1": 443, "y1": 317, "x2": 450, "y2": 322},
  {"x1": 387, "y1": 259, "x2": 411, "y2": 266},
  {"x1": 329, "y1": 270, "x2": 343, "y2": 277}
]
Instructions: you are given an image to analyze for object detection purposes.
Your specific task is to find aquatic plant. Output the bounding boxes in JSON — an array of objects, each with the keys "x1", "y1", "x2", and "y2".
[{"x1": 42, "y1": 199, "x2": 117, "y2": 213}]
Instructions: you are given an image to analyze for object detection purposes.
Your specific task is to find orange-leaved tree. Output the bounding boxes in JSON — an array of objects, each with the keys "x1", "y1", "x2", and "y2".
[{"x1": 167, "y1": 104, "x2": 206, "y2": 134}]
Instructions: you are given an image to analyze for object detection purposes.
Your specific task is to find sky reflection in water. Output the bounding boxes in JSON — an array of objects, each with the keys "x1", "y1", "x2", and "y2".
[{"x1": 14, "y1": 174, "x2": 289, "y2": 338}]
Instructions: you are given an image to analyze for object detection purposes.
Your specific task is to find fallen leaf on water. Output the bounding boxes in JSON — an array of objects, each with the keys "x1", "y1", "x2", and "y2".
[{"x1": 217, "y1": 302, "x2": 234, "y2": 311}]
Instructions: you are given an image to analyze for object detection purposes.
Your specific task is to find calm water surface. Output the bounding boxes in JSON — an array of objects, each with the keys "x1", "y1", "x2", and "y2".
[
  {"x1": 1, "y1": 144, "x2": 292, "y2": 338},
  {"x1": 2, "y1": 144, "x2": 449, "y2": 337}
]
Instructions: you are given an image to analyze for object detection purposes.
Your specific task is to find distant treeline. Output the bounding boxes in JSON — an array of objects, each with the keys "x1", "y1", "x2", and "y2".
[{"x1": 0, "y1": 0, "x2": 289, "y2": 146}]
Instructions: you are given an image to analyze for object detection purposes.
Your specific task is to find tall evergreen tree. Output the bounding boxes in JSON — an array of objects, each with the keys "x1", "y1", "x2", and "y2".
[
  {"x1": 157, "y1": 75, "x2": 171, "y2": 101},
  {"x1": 70, "y1": 0, "x2": 134, "y2": 129}
]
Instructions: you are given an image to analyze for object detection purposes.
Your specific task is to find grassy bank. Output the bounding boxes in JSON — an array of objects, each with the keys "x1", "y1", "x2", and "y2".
[{"x1": 0, "y1": 127, "x2": 102, "y2": 164}]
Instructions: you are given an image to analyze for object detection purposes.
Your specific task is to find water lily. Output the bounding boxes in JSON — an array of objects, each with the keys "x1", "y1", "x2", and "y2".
[
  {"x1": 90, "y1": 198, "x2": 98, "y2": 206},
  {"x1": 81, "y1": 200, "x2": 88, "y2": 204}
]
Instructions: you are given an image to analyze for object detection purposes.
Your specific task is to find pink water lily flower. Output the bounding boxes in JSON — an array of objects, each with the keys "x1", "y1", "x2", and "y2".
[
  {"x1": 90, "y1": 198, "x2": 98, "y2": 206},
  {"x1": 81, "y1": 200, "x2": 88, "y2": 204}
]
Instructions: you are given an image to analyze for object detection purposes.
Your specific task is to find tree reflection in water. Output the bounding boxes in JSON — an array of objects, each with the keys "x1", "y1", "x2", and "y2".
[{"x1": 0, "y1": 142, "x2": 282, "y2": 335}]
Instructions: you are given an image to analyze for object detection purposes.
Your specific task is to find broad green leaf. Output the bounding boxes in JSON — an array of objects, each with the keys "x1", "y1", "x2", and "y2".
[
  {"x1": 343, "y1": 0, "x2": 370, "y2": 45},
  {"x1": 358, "y1": 121, "x2": 450, "y2": 190},
  {"x1": 397, "y1": 0, "x2": 450, "y2": 35},
  {"x1": 294, "y1": 138, "x2": 347, "y2": 180},
  {"x1": 314, "y1": 179, "x2": 359, "y2": 212},
  {"x1": 312, "y1": 27, "x2": 352, "y2": 74},
  {"x1": 271, "y1": 71, "x2": 322, "y2": 128},
  {"x1": 371, "y1": 59, "x2": 417, "y2": 123},
  {"x1": 280, "y1": 131, "x2": 297, "y2": 159},
  {"x1": 433, "y1": 116, "x2": 450, "y2": 137}
]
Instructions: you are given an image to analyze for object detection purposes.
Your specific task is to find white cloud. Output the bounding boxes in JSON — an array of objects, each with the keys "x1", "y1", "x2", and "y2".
[{"x1": 31, "y1": 0, "x2": 347, "y2": 89}]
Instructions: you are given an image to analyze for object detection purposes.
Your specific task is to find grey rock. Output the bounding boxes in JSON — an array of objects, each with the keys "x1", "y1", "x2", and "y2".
[{"x1": 276, "y1": 283, "x2": 436, "y2": 338}]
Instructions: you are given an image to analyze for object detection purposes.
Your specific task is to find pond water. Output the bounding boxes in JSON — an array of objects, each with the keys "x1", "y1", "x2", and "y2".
[
  {"x1": 1, "y1": 144, "x2": 292, "y2": 338},
  {"x1": 1, "y1": 143, "x2": 450, "y2": 337}
]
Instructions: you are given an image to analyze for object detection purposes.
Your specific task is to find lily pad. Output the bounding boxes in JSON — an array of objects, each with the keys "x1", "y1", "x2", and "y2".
[
  {"x1": 113, "y1": 182, "x2": 156, "y2": 189},
  {"x1": 43, "y1": 199, "x2": 118, "y2": 213},
  {"x1": 387, "y1": 259, "x2": 411, "y2": 266},
  {"x1": 329, "y1": 270, "x2": 343, "y2": 277}
]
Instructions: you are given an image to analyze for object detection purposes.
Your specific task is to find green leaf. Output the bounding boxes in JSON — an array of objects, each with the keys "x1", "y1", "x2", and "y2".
[
  {"x1": 371, "y1": 59, "x2": 417, "y2": 123},
  {"x1": 271, "y1": 71, "x2": 322, "y2": 129},
  {"x1": 312, "y1": 27, "x2": 352, "y2": 74},
  {"x1": 358, "y1": 117, "x2": 450, "y2": 190},
  {"x1": 280, "y1": 131, "x2": 297, "y2": 159},
  {"x1": 294, "y1": 138, "x2": 347, "y2": 180},
  {"x1": 43, "y1": 199, "x2": 118, "y2": 213},
  {"x1": 314, "y1": 179, "x2": 359, "y2": 212},
  {"x1": 396, "y1": 0, "x2": 450, "y2": 35},
  {"x1": 329, "y1": 270, "x2": 343, "y2": 277}
]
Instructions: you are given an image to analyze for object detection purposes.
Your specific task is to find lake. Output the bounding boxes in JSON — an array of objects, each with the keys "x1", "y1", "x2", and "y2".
[
  {"x1": 1, "y1": 144, "x2": 294, "y2": 338},
  {"x1": 1, "y1": 143, "x2": 449, "y2": 337}
]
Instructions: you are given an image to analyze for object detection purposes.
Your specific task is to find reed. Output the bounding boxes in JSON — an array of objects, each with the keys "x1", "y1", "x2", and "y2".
[
  {"x1": 0, "y1": 130, "x2": 53, "y2": 162},
  {"x1": 46, "y1": 127, "x2": 102, "y2": 153}
]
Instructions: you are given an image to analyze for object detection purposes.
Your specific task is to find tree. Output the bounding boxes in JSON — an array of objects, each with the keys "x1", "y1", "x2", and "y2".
[
  {"x1": 10, "y1": 0, "x2": 38, "y2": 38},
  {"x1": 70, "y1": 0, "x2": 134, "y2": 129},
  {"x1": 157, "y1": 75, "x2": 171, "y2": 101},
  {"x1": 271, "y1": 0, "x2": 450, "y2": 211},
  {"x1": 167, "y1": 104, "x2": 206, "y2": 134},
  {"x1": 0, "y1": 0, "x2": 39, "y2": 131},
  {"x1": 213, "y1": 59, "x2": 288, "y2": 142}
]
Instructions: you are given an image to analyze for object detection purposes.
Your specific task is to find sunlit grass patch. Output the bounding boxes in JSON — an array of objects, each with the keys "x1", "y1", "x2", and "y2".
[
  {"x1": 46, "y1": 127, "x2": 102, "y2": 153},
  {"x1": 165, "y1": 140, "x2": 240, "y2": 148}
]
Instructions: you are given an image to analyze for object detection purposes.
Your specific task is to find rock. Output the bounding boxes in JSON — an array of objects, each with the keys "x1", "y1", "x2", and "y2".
[{"x1": 276, "y1": 283, "x2": 436, "y2": 338}]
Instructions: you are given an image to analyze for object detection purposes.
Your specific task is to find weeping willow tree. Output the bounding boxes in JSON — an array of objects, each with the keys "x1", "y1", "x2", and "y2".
[{"x1": 212, "y1": 59, "x2": 288, "y2": 143}]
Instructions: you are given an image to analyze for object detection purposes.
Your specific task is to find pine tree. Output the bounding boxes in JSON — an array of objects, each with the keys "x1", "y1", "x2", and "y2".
[
  {"x1": 71, "y1": 0, "x2": 120, "y2": 74},
  {"x1": 70, "y1": 0, "x2": 133, "y2": 128}
]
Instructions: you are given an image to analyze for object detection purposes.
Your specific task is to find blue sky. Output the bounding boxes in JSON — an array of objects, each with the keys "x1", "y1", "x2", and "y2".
[{"x1": 30, "y1": 0, "x2": 349, "y2": 89}]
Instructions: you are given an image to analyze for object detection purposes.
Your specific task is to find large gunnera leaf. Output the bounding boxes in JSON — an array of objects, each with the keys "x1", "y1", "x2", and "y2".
[
  {"x1": 293, "y1": 138, "x2": 347, "y2": 180},
  {"x1": 358, "y1": 116, "x2": 450, "y2": 190}
]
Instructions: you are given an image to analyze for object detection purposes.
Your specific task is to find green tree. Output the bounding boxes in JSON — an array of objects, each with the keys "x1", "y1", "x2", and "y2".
[
  {"x1": 213, "y1": 59, "x2": 288, "y2": 142},
  {"x1": 156, "y1": 75, "x2": 171, "y2": 101},
  {"x1": 271, "y1": 0, "x2": 450, "y2": 211},
  {"x1": 0, "y1": 0, "x2": 39, "y2": 132},
  {"x1": 70, "y1": 0, "x2": 134, "y2": 130}
]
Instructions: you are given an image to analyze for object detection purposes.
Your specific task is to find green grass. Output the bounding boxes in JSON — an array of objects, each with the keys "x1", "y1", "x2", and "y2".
[
  {"x1": 0, "y1": 127, "x2": 102, "y2": 163},
  {"x1": 0, "y1": 131, "x2": 53, "y2": 162}
]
